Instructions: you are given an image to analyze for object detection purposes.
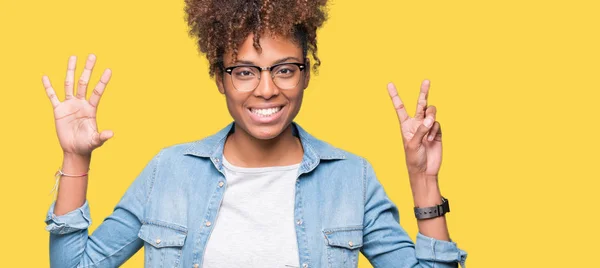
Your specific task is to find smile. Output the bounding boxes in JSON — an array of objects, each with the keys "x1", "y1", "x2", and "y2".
[{"x1": 249, "y1": 106, "x2": 283, "y2": 117}]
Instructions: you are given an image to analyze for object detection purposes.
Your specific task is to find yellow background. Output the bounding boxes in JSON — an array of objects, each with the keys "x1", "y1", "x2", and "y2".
[{"x1": 1, "y1": 0, "x2": 598, "y2": 267}]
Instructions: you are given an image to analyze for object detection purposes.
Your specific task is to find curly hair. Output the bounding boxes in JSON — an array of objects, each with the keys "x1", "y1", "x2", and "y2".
[{"x1": 184, "y1": 0, "x2": 328, "y2": 78}]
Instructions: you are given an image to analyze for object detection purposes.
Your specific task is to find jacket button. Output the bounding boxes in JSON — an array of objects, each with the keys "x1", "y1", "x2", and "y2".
[
  {"x1": 296, "y1": 219, "x2": 302, "y2": 225},
  {"x1": 218, "y1": 181, "x2": 224, "y2": 187},
  {"x1": 348, "y1": 241, "x2": 353, "y2": 247},
  {"x1": 193, "y1": 264, "x2": 199, "y2": 268},
  {"x1": 156, "y1": 239, "x2": 161, "y2": 244},
  {"x1": 205, "y1": 221, "x2": 212, "y2": 227},
  {"x1": 302, "y1": 263, "x2": 308, "y2": 268}
]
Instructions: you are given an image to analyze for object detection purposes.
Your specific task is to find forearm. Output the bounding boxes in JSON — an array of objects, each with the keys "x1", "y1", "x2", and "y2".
[
  {"x1": 45, "y1": 150, "x2": 160, "y2": 267},
  {"x1": 362, "y1": 160, "x2": 467, "y2": 266},
  {"x1": 410, "y1": 174, "x2": 450, "y2": 241},
  {"x1": 47, "y1": 201, "x2": 144, "y2": 267},
  {"x1": 54, "y1": 153, "x2": 90, "y2": 216}
]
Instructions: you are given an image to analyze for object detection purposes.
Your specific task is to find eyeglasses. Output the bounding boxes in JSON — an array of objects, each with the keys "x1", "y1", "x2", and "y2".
[{"x1": 222, "y1": 62, "x2": 306, "y2": 92}]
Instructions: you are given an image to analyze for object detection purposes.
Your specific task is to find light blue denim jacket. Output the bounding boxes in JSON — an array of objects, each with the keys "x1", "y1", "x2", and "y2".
[{"x1": 46, "y1": 122, "x2": 467, "y2": 268}]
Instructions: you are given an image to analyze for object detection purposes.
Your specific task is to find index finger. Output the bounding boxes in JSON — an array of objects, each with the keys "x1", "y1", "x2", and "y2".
[
  {"x1": 387, "y1": 82, "x2": 410, "y2": 123},
  {"x1": 89, "y1": 69, "x2": 112, "y2": 108}
]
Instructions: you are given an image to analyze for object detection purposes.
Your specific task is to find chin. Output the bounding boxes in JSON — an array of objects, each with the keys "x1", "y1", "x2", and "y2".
[{"x1": 244, "y1": 122, "x2": 289, "y2": 140}]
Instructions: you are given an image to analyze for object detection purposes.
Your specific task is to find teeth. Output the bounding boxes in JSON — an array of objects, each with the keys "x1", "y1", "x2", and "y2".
[{"x1": 251, "y1": 107, "x2": 281, "y2": 117}]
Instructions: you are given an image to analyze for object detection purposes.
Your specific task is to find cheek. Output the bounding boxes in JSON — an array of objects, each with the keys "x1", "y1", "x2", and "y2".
[
  {"x1": 224, "y1": 93, "x2": 246, "y2": 118},
  {"x1": 288, "y1": 90, "x2": 304, "y2": 113},
  {"x1": 275, "y1": 91, "x2": 303, "y2": 126}
]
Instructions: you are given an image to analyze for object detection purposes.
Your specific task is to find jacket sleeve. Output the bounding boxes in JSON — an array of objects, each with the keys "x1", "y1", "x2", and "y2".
[
  {"x1": 45, "y1": 150, "x2": 162, "y2": 268},
  {"x1": 360, "y1": 158, "x2": 467, "y2": 268}
]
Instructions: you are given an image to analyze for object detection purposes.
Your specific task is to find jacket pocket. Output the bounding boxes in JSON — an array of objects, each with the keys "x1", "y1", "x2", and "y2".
[
  {"x1": 138, "y1": 223, "x2": 187, "y2": 268},
  {"x1": 323, "y1": 226, "x2": 363, "y2": 268}
]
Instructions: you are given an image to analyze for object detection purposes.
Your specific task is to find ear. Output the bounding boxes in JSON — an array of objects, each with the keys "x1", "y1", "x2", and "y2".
[
  {"x1": 215, "y1": 72, "x2": 226, "y2": 94},
  {"x1": 303, "y1": 58, "x2": 311, "y2": 89}
]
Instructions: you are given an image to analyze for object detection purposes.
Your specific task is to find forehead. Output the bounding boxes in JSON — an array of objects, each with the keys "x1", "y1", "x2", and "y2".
[{"x1": 225, "y1": 33, "x2": 303, "y2": 64}]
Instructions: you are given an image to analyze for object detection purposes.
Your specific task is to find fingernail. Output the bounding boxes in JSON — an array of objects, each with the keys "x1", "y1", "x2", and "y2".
[
  {"x1": 428, "y1": 135, "x2": 433, "y2": 141},
  {"x1": 424, "y1": 118, "x2": 433, "y2": 128}
]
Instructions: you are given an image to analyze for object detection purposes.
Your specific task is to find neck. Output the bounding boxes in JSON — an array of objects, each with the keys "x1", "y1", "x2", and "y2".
[{"x1": 223, "y1": 123, "x2": 303, "y2": 167}]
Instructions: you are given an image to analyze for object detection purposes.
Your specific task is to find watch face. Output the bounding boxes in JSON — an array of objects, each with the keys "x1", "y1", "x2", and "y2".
[{"x1": 442, "y1": 198, "x2": 449, "y2": 213}]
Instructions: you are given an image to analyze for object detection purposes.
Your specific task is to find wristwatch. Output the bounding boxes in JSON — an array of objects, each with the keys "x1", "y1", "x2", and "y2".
[{"x1": 414, "y1": 197, "x2": 450, "y2": 220}]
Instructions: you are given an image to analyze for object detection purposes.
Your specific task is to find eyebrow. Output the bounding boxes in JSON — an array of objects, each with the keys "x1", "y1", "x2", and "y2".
[{"x1": 233, "y1": 56, "x2": 303, "y2": 66}]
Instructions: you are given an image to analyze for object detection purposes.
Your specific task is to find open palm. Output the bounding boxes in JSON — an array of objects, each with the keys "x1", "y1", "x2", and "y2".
[
  {"x1": 387, "y1": 80, "x2": 442, "y2": 178},
  {"x1": 43, "y1": 54, "x2": 113, "y2": 156}
]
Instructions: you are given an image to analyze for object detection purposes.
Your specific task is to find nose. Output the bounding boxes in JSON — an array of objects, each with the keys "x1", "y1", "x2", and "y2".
[{"x1": 253, "y1": 70, "x2": 279, "y2": 99}]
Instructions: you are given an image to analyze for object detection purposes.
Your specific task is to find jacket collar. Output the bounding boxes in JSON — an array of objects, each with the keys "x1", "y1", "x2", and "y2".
[{"x1": 183, "y1": 122, "x2": 346, "y2": 174}]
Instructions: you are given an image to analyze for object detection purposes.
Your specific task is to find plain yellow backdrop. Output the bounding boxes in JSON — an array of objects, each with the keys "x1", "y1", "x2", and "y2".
[{"x1": 1, "y1": 0, "x2": 598, "y2": 267}]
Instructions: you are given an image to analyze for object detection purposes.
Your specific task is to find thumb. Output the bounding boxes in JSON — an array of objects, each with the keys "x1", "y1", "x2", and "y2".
[
  {"x1": 409, "y1": 118, "x2": 433, "y2": 148},
  {"x1": 99, "y1": 130, "x2": 114, "y2": 143},
  {"x1": 92, "y1": 130, "x2": 114, "y2": 148}
]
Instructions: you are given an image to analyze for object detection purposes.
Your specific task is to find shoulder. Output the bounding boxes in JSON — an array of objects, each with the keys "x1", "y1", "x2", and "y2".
[
  {"x1": 303, "y1": 131, "x2": 372, "y2": 181},
  {"x1": 157, "y1": 123, "x2": 235, "y2": 160},
  {"x1": 295, "y1": 123, "x2": 368, "y2": 167},
  {"x1": 161, "y1": 141, "x2": 199, "y2": 156},
  {"x1": 155, "y1": 139, "x2": 214, "y2": 166}
]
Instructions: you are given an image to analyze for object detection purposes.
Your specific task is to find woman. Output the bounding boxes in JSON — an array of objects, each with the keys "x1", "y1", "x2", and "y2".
[{"x1": 43, "y1": 0, "x2": 467, "y2": 267}]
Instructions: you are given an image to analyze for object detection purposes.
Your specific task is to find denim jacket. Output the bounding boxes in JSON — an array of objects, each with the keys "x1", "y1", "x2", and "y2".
[{"x1": 46, "y1": 122, "x2": 467, "y2": 268}]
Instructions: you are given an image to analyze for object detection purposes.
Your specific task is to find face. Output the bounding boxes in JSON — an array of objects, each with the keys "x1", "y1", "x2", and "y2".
[{"x1": 216, "y1": 33, "x2": 310, "y2": 140}]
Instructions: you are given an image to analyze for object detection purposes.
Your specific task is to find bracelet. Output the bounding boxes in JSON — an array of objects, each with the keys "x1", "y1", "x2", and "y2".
[
  {"x1": 55, "y1": 168, "x2": 89, "y2": 177},
  {"x1": 49, "y1": 168, "x2": 90, "y2": 199}
]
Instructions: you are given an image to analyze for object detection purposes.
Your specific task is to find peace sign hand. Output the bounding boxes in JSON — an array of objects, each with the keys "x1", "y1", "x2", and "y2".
[
  {"x1": 42, "y1": 54, "x2": 113, "y2": 157},
  {"x1": 387, "y1": 80, "x2": 442, "y2": 179}
]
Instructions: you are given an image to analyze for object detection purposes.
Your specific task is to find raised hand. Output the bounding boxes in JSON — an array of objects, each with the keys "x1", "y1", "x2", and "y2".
[
  {"x1": 387, "y1": 80, "x2": 442, "y2": 178},
  {"x1": 43, "y1": 54, "x2": 113, "y2": 157}
]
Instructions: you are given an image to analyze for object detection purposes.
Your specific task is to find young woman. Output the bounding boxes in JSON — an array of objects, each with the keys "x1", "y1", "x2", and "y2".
[{"x1": 43, "y1": 1, "x2": 467, "y2": 267}]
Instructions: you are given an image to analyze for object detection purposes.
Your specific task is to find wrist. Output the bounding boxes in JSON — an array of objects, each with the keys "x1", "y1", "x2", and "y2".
[
  {"x1": 409, "y1": 174, "x2": 438, "y2": 191},
  {"x1": 62, "y1": 152, "x2": 91, "y2": 174},
  {"x1": 410, "y1": 174, "x2": 442, "y2": 207}
]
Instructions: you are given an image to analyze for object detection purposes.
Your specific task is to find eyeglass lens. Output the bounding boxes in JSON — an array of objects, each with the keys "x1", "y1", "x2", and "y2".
[{"x1": 230, "y1": 64, "x2": 302, "y2": 92}]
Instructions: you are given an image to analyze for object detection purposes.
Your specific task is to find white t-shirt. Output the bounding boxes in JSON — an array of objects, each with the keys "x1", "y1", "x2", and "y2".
[{"x1": 202, "y1": 156, "x2": 301, "y2": 268}]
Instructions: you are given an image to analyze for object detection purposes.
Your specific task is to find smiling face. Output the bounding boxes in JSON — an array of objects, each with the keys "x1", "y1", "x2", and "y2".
[{"x1": 216, "y1": 33, "x2": 310, "y2": 140}]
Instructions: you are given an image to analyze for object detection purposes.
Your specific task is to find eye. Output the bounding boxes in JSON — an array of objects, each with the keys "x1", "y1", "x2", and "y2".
[
  {"x1": 278, "y1": 68, "x2": 293, "y2": 74},
  {"x1": 233, "y1": 67, "x2": 257, "y2": 80},
  {"x1": 274, "y1": 64, "x2": 298, "y2": 78}
]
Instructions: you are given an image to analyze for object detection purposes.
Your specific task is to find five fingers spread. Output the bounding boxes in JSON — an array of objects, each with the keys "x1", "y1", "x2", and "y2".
[{"x1": 43, "y1": 54, "x2": 111, "y2": 107}]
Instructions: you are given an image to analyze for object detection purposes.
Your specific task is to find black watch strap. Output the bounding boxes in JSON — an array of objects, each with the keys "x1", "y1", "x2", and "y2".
[{"x1": 414, "y1": 197, "x2": 450, "y2": 220}]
